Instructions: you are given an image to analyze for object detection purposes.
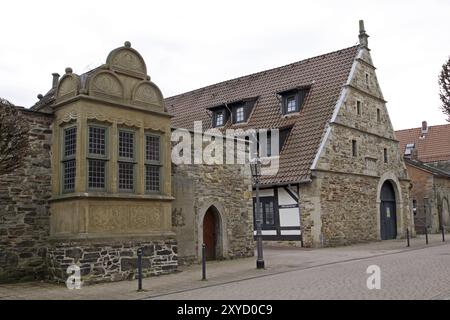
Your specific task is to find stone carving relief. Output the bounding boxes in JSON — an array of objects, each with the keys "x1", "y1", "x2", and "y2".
[
  {"x1": 56, "y1": 109, "x2": 165, "y2": 133},
  {"x1": 89, "y1": 205, "x2": 163, "y2": 233},
  {"x1": 89, "y1": 72, "x2": 123, "y2": 98},
  {"x1": 57, "y1": 75, "x2": 79, "y2": 99},
  {"x1": 107, "y1": 46, "x2": 147, "y2": 78},
  {"x1": 133, "y1": 82, "x2": 163, "y2": 106}
]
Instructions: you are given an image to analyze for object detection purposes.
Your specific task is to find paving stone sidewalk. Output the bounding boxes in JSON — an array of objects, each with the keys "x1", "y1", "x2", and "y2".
[{"x1": 0, "y1": 234, "x2": 446, "y2": 300}]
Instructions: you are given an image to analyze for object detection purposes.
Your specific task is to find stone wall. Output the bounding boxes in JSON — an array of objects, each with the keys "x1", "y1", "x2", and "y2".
[
  {"x1": 172, "y1": 144, "x2": 254, "y2": 262},
  {"x1": 46, "y1": 237, "x2": 177, "y2": 284},
  {"x1": 303, "y1": 45, "x2": 412, "y2": 247},
  {"x1": 433, "y1": 176, "x2": 450, "y2": 232},
  {"x1": 406, "y1": 164, "x2": 435, "y2": 232},
  {"x1": 0, "y1": 109, "x2": 53, "y2": 282}
]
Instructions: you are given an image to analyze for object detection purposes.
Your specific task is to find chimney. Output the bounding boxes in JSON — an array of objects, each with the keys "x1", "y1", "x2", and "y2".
[
  {"x1": 421, "y1": 121, "x2": 428, "y2": 134},
  {"x1": 52, "y1": 73, "x2": 60, "y2": 89},
  {"x1": 358, "y1": 20, "x2": 369, "y2": 49}
]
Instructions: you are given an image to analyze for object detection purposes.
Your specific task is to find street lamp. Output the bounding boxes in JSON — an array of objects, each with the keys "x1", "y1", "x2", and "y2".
[{"x1": 250, "y1": 158, "x2": 265, "y2": 269}]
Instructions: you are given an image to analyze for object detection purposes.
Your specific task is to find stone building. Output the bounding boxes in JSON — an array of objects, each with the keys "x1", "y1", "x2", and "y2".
[
  {"x1": 165, "y1": 21, "x2": 412, "y2": 247},
  {"x1": 0, "y1": 43, "x2": 254, "y2": 283},
  {"x1": 395, "y1": 122, "x2": 450, "y2": 233}
]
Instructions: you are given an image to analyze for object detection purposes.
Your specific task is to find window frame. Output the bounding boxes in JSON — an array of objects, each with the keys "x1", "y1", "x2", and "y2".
[
  {"x1": 284, "y1": 94, "x2": 298, "y2": 114},
  {"x1": 253, "y1": 196, "x2": 277, "y2": 228},
  {"x1": 352, "y1": 139, "x2": 357, "y2": 157},
  {"x1": 86, "y1": 123, "x2": 109, "y2": 191},
  {"x1": 357, "y1": 100, "x2": 362, "y2": 116},
  {"x1": 144, "y1": 132, "x2": 162, "y2": 194},
  {"x1": 234, "y1": 105, "x2": 245, "y2": 123},
  {"x1": 61, "y1": 125, "x2": 77, "y2": 193},
  {"x1": 214, "y1": 110, "x2": 225, "y2": 127},
  {"x1": 117, "y1": 128, "x2": 137, "y2": 193}
]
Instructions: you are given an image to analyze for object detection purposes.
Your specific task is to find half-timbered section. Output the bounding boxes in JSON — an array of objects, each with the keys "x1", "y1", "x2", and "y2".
[{"x1": 166, "y1": 21, "x2": 412, "y2": 247}]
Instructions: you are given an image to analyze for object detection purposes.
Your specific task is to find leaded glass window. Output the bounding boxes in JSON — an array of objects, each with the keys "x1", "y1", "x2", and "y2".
[
  {"x1": 119, "y1": 131, "x2": 134, "y2": 159},
  {"x1": 118, "y1": 129, "x2": 135, "y2": 192},
  {"x1": 64, "y1": 126, "x2": 77, "y2": 157},
  {"x1": 145, "y1": 133, "x2": 161, "y2": 193},
  {"x1": 62, "y1": 126, "x2": 77, "y2": 192},
  {"x1": 63, "y1": 159, "x2": 76, "y2": 191},
  {"x1": 88, "y1": 126, "x2": 106, "y2": 156},
  {"x1": 145, "y1": 135, "x2": 160, "y2": 162},
  {"x1": 145, "y1": 165, "x2": 160, "y2": 192},
  {"x1": 88, "y1": 159, "x2": 105, "y2": 189},
  {"x1": 118, "y1": 162, "x2": 134, "y2": 191},
  {"x1": 87, "y1": 125, "x2": 108, "y2": 191}
]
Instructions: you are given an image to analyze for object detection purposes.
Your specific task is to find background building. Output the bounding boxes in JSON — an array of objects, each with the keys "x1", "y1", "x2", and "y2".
[{"x1": 396, "y1": 122, "x2": 450, "y2": 233}]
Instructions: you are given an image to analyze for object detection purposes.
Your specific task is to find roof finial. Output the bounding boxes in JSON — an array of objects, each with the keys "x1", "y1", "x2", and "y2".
[{"x1": 358, "y1": 20, "x2": 369, "y2": 49}]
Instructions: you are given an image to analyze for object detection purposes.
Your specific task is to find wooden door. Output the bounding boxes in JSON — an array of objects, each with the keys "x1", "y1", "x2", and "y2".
[
  {"x1": 203, "y1": 210, "x2": 216, "y2": 260},
  {"x1": 380, "y1": 181, "x2": 397, "y2": 240}
]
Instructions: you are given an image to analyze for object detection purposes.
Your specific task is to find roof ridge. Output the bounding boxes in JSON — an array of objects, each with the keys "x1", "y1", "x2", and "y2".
[
  {"x1": 395, "y1": 123, "x2": 450, "y2": 133},
  {"x1": 165, "y1": 45, "x2": 359, "y2": 101}
]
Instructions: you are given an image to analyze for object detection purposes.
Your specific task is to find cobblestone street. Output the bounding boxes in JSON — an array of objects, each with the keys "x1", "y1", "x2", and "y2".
[{"x1": 1, "y1": 235, "x2": 449, "y2": 300}]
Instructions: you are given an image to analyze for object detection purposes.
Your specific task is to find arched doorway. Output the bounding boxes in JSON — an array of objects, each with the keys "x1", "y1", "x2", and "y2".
[
  {"x1": 380, "y1": 181, "x2": 397, "y2": 240},
  {"x1": 203, "y1": 206, "x2": 221, "y2": 260}
]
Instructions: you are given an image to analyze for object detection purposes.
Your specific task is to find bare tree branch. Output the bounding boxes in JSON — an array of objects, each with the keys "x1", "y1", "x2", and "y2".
[{"x1": 439, "y1": 56, "x2": 450, "y2": 122}]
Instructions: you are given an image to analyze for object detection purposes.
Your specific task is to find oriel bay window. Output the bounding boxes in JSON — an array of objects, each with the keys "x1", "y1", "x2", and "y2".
[
  {"x1": 145, "y1": 133, "x2": 161, "y2": 193},
  {"x1": 62, "y1": 126, "x2": 77, "y2": 192},
  {"x1": 87, "y1": 125, "x2": 108, "y2": 190},
  {"x1": 118, "y1": 129, "x2": 135, "y2": 192}
]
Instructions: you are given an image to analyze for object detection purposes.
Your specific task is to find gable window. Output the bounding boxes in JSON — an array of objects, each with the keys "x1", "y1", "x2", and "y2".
[
  {"x1": 352, "y1": 139, "x2": 357, "y2": 157},
  {"x1": 62, "y1": 126, "x2": 77, "y2": 192},
  {"x1": 118, "y1": 129, "x2": 135, "y2": 192},
  {"x1": 145, "y1": 134, "x2": 161, "y2": 193},
  {"x1": 253, "y1": 197, "x2": 276, "y2": 227},
  {"x1": 87, "y1": 125, "x2": 108, "y2": 190},
  {"x1": 384, "y1": 148, "x2": 388, "y2": 163},
  {"x1": 365, "y1": 73, "x2": 370, "y2": 86},
  {"x1": 377, "y1": 108, "x2": 381, "y2": 122},
  {"x1": 357, "y1": 101, "x2": 361, "y2": 115}
]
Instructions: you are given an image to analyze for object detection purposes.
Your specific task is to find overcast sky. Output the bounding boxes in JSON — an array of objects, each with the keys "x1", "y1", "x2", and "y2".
[{"x1": 1, "y1": 0, "x2": 449, "y2": 130}]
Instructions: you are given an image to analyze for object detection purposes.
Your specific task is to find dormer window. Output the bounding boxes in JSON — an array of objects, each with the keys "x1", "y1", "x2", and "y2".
[
  {"x1": 235, "y1": 106, "x2": 245, "y2": 123},
  {"x1": 286, "y1": 96, "x2": 297, "y2": 113},
  {"x1": 279, "y1": 88, "x2": 309, "y2": 115},
  {"x1": 404, "y1": 143, "x2": 415, "y2": 157},
  {"x1": 215, "y1": 111, "x2": 224, "y2": 127}
]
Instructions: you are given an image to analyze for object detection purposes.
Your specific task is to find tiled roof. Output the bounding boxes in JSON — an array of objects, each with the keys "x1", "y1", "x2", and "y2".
[
  {"x1": 165, "y1": 46, "x2": 359, "y2": 185},
  {"x1": 395, "y1": 123, "x2": 450, "y2": 163},
  {"x1": 404, "y1": 158, "x2": 450, "y2": 178}
]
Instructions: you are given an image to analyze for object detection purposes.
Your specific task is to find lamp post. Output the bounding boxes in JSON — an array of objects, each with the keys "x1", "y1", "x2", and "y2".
[{"x1": 250, "y1": 158, "x2": 265, "y2": 269}]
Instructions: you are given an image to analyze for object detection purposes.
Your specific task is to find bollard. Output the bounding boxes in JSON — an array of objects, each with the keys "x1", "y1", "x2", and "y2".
[
  {"x1": 300, "y1": 228, "x2": 304, "y2": 248},
  {"x1": 442, "y1": 226, "x2": 445, "y2": 242},
  {"x1": 202, "y1": 243, "x2": 206, "y2": 281},
  {"x1": 425, "y1": 227, "x2": 428, "y2": 245},
  {"x1": 137, "y1": 248, "x2": 143, "y2": 291},
  {"x1": 406, "y1": 228, "x2": 410, "y2": 247}
]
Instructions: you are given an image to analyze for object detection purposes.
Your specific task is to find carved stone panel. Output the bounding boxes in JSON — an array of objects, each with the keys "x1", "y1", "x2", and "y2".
[
  {"x1": 57, "y1": 75, "x2": 79, "y2": 99},
  {"x1": 89, "y1": 72, "x2": 123, "y2": 99},
  {"x1": 132, "y1": 82, "x2": 163, "y2": 107},
  {"x1": 88, "y1": 204, "x2": 164, "y2": 233}
]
